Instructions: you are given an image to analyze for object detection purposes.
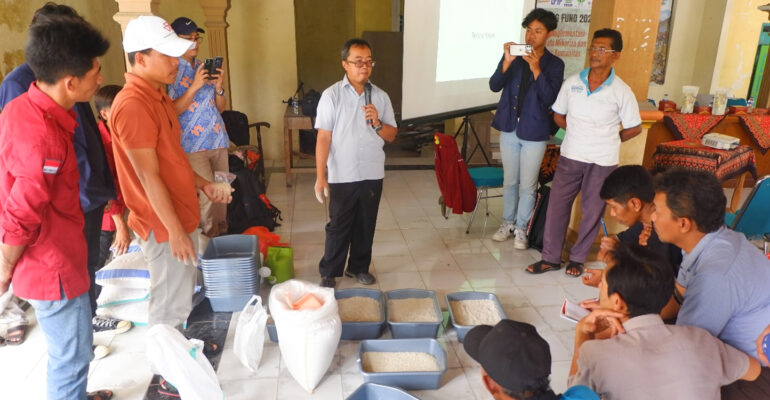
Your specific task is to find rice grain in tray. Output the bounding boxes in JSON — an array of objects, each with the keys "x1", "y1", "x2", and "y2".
[
  {"x1": 361, "y1": 352, "x2": 440, "y2": 372},
  {"x1": 449, "y1": 299, "x2": 502, "y2": 326},
  {"x1": 338, "y1": 296, "x2": 381, "y2": 322},
  {"x1": 387, "y1": 298, "x2": 440, "y2": 322}
]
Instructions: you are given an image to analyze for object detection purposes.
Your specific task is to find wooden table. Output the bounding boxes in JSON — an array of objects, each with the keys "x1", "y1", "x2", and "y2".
[{"x1": 283, "y1": 105, "x2": 314, "y2": 186}]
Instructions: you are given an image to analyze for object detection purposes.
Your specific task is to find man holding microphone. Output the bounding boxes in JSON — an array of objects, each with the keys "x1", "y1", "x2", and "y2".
[{"x1": 314, "y1": 38, "x2": 397, "y2": 288}]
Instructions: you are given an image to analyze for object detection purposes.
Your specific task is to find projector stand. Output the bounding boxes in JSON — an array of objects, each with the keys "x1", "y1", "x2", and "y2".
[{"x1": 453, "y1": 115, "x2": 491, "y2": 165}]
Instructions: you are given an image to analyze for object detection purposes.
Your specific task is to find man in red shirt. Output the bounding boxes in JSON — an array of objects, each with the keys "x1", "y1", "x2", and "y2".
[{"x1": 0, "y1": 12, "x2": 112, "y2": 400}]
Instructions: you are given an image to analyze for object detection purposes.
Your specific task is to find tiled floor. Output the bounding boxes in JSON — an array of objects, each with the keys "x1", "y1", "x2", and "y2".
[{"x1": 1, "y1": 169, "x2": 618, "y2": 399}]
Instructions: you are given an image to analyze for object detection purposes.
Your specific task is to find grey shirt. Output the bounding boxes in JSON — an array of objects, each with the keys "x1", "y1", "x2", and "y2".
[
  {"x1": 315, "y1": 75, "x2": 396, "y2": 184},
  {"x1": 569, "y1": 314, "x2": 748, "y2": 400}
]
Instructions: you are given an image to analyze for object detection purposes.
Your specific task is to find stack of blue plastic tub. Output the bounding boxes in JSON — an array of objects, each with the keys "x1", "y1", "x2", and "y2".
[{"x1": 201, "y1": 234, "x2": 259, "y2": 312}]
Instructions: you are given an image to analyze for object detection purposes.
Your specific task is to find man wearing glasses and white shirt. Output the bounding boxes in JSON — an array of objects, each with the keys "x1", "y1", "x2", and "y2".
[
  {"x1": 314, "y1": 38, "x2": 397, "y2": 288},
  {"x1": 527, "y1": 28, "x2": 642, "y2": 278}
]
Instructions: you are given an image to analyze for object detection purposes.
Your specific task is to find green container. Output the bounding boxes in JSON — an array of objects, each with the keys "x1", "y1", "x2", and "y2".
[{"x1": 265, "y1": 246, "x2": 294, "y2": 284}]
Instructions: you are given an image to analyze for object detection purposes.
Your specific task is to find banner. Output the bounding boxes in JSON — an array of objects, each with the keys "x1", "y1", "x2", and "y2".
[{"x1": 536, "y1": 0, "x2": 593, "y2": 78}]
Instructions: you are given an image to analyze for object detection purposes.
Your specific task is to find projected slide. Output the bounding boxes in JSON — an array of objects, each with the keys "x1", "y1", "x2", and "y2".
[{"x1": 435, "y1": 0, "x2": 520, "y2": 82}]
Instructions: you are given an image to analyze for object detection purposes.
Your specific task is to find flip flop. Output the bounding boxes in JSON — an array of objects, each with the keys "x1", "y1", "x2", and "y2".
[
  {"x1": 565, "y1": 261, "x2": 585, "y2": 277},
  {"x1": 526, "y1": 260, "x2": 561, "y2": 274},
  {"x1": 5, "y1": 325, "x2": 26, "y2": 346},
  {"x1": 158, "y1": 378, "x2": 180, "y2": 398}
]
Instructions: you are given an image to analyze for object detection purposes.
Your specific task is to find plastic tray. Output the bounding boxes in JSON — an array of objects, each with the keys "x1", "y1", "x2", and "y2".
[
  {"x1": 445, "y1": 291, "x2": 507, "y2": 342},
  {"x1": 207, "y1": 293, "x2": 254, "y2": 312},
  {"x1": 345, "y1": 382, "x2": 419, "y2": 400},
  {"x1": 385, "y1": 289, "x2": 442, "y2": 339},
  {"x1": 266, "y1": 318, "x2": 278, "y2": 342},
  {"x1": 357, "y1": 338, "x2": 447, "y2": 390},
  {"x1": 202, "y1": 234, "x2": 258, "y2": 263},
  {"x1": 336, "y1": 288, "x2": 386, "y2": 340}
]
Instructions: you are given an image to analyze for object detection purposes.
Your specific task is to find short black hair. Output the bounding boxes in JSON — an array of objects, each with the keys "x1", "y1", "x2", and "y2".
[
  {"x1": 503, "y1": 377, "x2": 553, "y2": 400},
  {"x1": 593, "y1": 28, "x2": 623, "y2": 52},
  {"x1": 653, "y1": 168, "x2": 725, "y2": 233},
  {"x1": 341, "y1": 38, "x2": 371, "y2": 60},
  {"x1": 600, "y1": 165, "x2": 654, "y2": 204},
  {"x1": 25, "y1": 15, "x2": 109, "y2": 84},
  {"x1": 126, "y1": 49, "x2": 153, "y2": 66},
  {"x1": 605, "y1": 244, "x2": 674, "y2": 318},
  {"x1": 522, "y1": 8, "x2": 558, "y2": 32},
  {"x1": 94, "y1": 85, "x2": 122, "y2": 120},
  {"x1": 30, "y1": 2, "x2": 80, "y2": 26}
]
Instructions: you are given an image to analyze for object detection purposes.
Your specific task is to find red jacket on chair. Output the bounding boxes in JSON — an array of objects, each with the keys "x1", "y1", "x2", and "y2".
[{"x1": 434, "y1": 132, "x2": 477, "y2": 214}]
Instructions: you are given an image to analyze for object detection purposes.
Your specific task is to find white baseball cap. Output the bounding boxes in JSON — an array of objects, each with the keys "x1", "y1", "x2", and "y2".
[{"x1": 122, "y1": 15, "x2": 193, "y2": 56}]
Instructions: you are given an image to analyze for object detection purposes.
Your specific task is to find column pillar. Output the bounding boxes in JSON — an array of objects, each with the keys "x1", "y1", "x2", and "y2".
[
  {"x1": 587, "y1": 0, "x2": 662, "y2": 101},
  {"x1": 113, "y1": 0, "x2": 160, "y2": 71},
  {"x1": 200, "y1": 0, "x2": 231, "y2": 106}
]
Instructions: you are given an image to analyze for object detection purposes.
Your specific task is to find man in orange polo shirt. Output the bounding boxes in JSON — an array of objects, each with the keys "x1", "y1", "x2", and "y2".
[{"x1": 110, "y1": 16, "x2": 231, "y2": 332}]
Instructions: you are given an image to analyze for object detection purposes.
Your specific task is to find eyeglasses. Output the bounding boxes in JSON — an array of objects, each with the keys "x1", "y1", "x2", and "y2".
[
  {"x1": 588, "y1": 47, "x2": 616, "y2": 55},
  {"x1": 345, "y1": 60, "x2": 375, "y2": 68}
]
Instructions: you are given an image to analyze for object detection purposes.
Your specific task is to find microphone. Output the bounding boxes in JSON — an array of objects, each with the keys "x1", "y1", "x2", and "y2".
[{"x1": 364, "y1": 82, "x2": 373, "y2": 125}]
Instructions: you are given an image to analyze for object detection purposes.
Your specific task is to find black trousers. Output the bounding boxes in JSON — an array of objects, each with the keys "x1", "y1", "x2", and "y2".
[
  {"x1": 722, "y1": 366, "x2": 770, "y2": 399},
  {"x1": 97, "y1": 230, "x2": 115, "y2": 271},
  {"x1": 83, "y1": 205, "x2": 105, "y2": 318},
  {"x1": 319, "y1": 179, "x2": 383, "y2": 278}
]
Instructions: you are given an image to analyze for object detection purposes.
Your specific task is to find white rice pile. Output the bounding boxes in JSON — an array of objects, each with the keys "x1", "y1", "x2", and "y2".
[
  {"x1": 362, "y1": 352, "x2": 440, "y2": 372},
  {"x1": 388, "y1": 298, "x2": 440, "y2": 322},
  {"x1": 338, "y1": 296, "x2": 381, "y2": 322},
  {"x1": 449, "y1": 299, "x2": 502, "y2": 326}
]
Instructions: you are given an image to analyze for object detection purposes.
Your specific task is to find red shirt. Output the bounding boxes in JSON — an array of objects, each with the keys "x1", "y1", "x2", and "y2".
[
  {"x1": 98, "y1": 121, "x2": 125, "y2": 232},
  {"x1": 0, "y1": 83, "x2": 89, "y2": 301}
]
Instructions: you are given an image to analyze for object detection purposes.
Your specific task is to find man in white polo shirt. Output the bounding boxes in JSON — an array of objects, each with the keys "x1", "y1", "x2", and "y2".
[
  {"x1": 314, "y1": 38, "x2": 398, "y2": 288},
  {"x1": 527, "y1": 28, "x2": 641, "y2": 277}
]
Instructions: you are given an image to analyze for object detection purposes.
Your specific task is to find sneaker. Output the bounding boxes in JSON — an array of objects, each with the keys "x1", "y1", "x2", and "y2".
[
  {"x1": 344, "y1": 271, "x2": 377, "y2": 285},
  {"x1": 492, "y1": 223, "x2": 514, "y2": 242},
  {"x1": 513, "y1": 228, "x2": 528, "y2": 250},
  {"x1": 92, "y1": 316, "x2": 132, "y2": 334},
  {"x1": 93, "y1": 345, "x2": 110, "y2": 360},
  {"x1": 320, "y1": 276, "x2": 336, "y2": 288}
]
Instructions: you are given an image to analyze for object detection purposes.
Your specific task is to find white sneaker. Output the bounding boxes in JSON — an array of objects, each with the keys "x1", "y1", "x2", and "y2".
[
  {"x1": 513, "y1": 228, "x2": 528, "y2": 250},
  {"x1": 93, "y1": 344, "x2": 110, "y2": 360},
  {"x1": 492, "y1": 224, "x2": 514, "y2": 242}
]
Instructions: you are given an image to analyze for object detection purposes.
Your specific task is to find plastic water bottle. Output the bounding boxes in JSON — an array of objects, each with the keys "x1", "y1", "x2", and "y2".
[
  {"x1": 291, "y1": 95, "x2": 299, "y2": 114},
  {"x1": 747, "y1": 97, "x2": 754, "y2": 114}
]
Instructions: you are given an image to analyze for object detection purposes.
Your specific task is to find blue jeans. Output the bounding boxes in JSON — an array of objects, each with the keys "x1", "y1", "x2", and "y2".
[
  {"x1": 26, "y1": 288, "x2": 93, "y2": 400},
  {"x1": 499, "y1": 130, "x2": 547, "y2": 229}
]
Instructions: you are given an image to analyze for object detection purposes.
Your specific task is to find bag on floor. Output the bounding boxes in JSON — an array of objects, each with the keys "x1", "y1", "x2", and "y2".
[
  {"x1": 527, "y1": 185, "x2": 550, "y2": 251},
  {"x1": 233, "y1": 295, "x2": 268, "y2": 372},
  {"x1": 146, "y1": 324, "x2": 224, "y2": 400},
  {"x1": 228, "y1": 158, "x2": 282, "y2": 233},
  {"x1": 265, "y1": 246, "x2": 294, "y2": 284},
  {"x1": 269, "y1": 279, "x2": 341, "y2": 392}
]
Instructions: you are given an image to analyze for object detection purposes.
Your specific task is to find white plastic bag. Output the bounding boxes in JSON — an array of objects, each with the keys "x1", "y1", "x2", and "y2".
[
  {"x1": 234, "y1": 295, "x2": 268, "y2": 372},
  {"x1": 146, "y1": 324, "x2": 224, "y2": 400},
  {"x1": 269, "y1": 279, "x2": 341, "y2": 392}
]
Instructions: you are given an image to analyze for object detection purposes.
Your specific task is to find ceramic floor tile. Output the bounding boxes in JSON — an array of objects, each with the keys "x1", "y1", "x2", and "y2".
[
  {"x1": 220, "y1": 378, "x2": 278, "y2": 400},
  {"x1": 336, "y1": 341, "x2": 361, "y2": 375},
  {"x1": 463, "y1": 366, "x2": 495, "y2": 400},
  {"x1": 408, "y1": 367, "x2": 475, "y2": 400},
  {"x1": 217, "y1": 342, "x2": 281, "y2": 380},
  {"x1": 411, "y1": 250, "x2": 461, "y2": 272},
  {"x1": 276, "y1": 372, "x2": 343, "y2": 399},
  {"x1": 371, "y1": 240, "x2": 410, "y2": 257},
  {"x1": 401, "y1": 228, "x2": 445, "y2": 245},
  {"x1": 453, "y1": 252, "x2": 502, "y2": 270},
  {"x1": 372, "y1": 254, "x2": 417, "y2": 274},
  {"x1": 86, "y1": 351, "x2": 154, "y2": 399},
  {"x1": 377, "y1": 271, "x2": 426, "y2": 292},
  {"x1": 290, "y1": 230, "x2": 326, "y2": 244},
  {"x1": 391, "y1": 206, "x2": 428, "y2": 218},
  {"x1": 502, "y1": 306, "x2": 549, "y2": 328},
  {"x1": 372, "y1": 229, "x2": 406, "y2": 243},
  {"x1": 539, "y1": 329, "x2": 573, "y2": 362},
  {"x1": 340, "y1": 373, "x2": 365, "y2": 398},
  {"x1": 396, "y1": 215, "x2": 433, "y2": 230},
  {"x1": 420, "y1": 270, "x2": 473, "y2": 292},
  {"x1": 471, "y1": 285, "x2": 529, "y2": 308},
  {"x1": 562, "y1": 282, "x2": 600, "y2": 303},
  {"x1": 505, "y1": 265, "x2": 560, "y2": 286},
  {"x1": 519, "y1": 285, "x2": 570, "y2": 307},
  {"x1": 445, "y1": 238, "x2": 490, "y2": 255},
  {"x1": 463, "y1": 267, "x2": 515, "y2": 288},
  {"x1": 550, "y1": 360, "x2": 572, "y2": 394},
  {"x1": 537, "y1": 305, "x2": 581, "y2": 333}
]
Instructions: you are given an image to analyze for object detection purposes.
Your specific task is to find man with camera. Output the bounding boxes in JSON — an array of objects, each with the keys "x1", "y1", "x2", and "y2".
[{"x1": 168, "y1": 17, "x2": 230, "y2": 247}]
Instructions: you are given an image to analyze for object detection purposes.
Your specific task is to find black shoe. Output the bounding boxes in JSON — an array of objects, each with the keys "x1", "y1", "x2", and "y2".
[
  {"x1": 344, "y1": 271, "x2": 376, "y2": 285},
  {"x1": 320, "y1": 276, "x2": 336, "y2": 288}
]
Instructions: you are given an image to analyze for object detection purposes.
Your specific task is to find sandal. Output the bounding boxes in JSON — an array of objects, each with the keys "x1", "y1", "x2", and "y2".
[
  {"x1": 202, "y1": 340, "x2": 221, "y2": 357},
  {"x1": 526, "y1": 260, "x2": 561, "y2": 274},
  {"x1": 0, "y1": 336, "x2": 5, "y2": 346},
  {"x1": 158, "y1": 378, "x2": 180, "y2": 398},
  {"x1": 5, "y1": 325, "x2": 26, "y2": 346},
  {"x1": 565, "y1": 261, "x2": 585, "y2": 277},
  {"x1": 86, "y1": 389, "x2": 113, "y2": 400}
]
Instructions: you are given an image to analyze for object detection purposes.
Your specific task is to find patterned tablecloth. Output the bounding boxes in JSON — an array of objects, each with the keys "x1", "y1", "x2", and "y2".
[
  {"x1": 652, "y1": 139, "x2": 757, "y2": 182},
  {"x1": 737, "y1": 114, "x2": 770, "y2": 154},
  {"x1": 663, "y1": 113, "x2": 726, "y2": 140}
]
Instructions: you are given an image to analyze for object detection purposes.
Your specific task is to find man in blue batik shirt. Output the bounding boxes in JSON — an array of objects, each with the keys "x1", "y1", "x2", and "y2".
[{"x1": 168, "y1": 17, "x2": 229, "y2": 245}]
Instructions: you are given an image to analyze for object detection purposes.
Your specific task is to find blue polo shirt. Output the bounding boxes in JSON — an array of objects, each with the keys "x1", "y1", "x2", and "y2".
[
  {"x1": 676, "y1": 226, "x2": 770, "y2": 358},
  {"x1": 0, "y1": 63, "x2": 115, "y2": 213}
]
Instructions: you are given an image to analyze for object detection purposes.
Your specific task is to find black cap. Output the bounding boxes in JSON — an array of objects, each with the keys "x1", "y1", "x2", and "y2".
[
  {"x1": 463, "y1": 319, "x2": 551, "y2": 394},
  {"x1": 170, "y1": 17, "x2": 205, "y2": 35}
]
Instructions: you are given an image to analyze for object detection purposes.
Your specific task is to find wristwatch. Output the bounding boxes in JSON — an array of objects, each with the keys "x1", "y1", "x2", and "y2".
[
  {"x1": 374, "y1": 120, "x2": 383, "y2": 133},
  {"x1": 216, "y1": 88, "x2": 225, "y2": 96}
]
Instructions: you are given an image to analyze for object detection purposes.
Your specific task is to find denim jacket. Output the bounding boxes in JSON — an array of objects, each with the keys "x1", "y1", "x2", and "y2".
[{"x1": 489, "y1": 48, "x2": 564, "y2": 141}]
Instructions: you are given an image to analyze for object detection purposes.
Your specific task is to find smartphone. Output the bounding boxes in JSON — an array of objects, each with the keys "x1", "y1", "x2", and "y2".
[
  {"x1": 509, "y1": 44, "x2": 532, "y2": 56},
  {"x1": 204, "y1": 57, "x2": 223, "y2": 79}
]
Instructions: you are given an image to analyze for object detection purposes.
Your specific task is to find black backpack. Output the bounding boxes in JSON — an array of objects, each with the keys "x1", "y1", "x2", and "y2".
[
  {"x1": 301, "y1": 89, "x2": 322, "y2": 118},
  {"x1": 227, "y1": 154, "x2": 282, "y2": 233}
]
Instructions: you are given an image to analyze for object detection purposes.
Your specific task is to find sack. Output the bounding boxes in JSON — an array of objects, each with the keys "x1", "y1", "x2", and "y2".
[
  {"x1": 96, "y1": 285, "x2": 149, "y2": 307},
  {"x1": 265, "y1": 246, "x2": 294, "y2": 284},
  {"x1": 146, "y1": 325, "x2": 224, "y2": 400},
  {"x1": 96, "y1": 299, "x2": 149, "y2": 325},
  {"x1": 269, "y1": 280, "x2": 341, "y2": 392},
  {"x1": 95, "y1": 251, "x2": 150, "y2": 289},
  {"x1": 301, "y1": 89, "x2": 321, "y2": 118},
  {"x1": 233, "y1": 295, "x2": 268, "y2": 372},
  {"x1": 228, "y1": 156, "x2": 282, "y2": 233},
  {"x1": 526, "y1": 185, "x2": 550, "y2": 251}
]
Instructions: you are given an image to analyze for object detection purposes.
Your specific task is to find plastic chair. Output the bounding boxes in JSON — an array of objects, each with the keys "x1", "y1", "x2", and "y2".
[
  {"x1": 725, "y1": 174, "x2": 770, "y2": 251},
  {"x1": 466, "y1": 167, "x2": 504, "y2": 234}
]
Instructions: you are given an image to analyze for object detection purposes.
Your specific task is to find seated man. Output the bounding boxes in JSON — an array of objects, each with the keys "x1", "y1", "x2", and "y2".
[
  {"x1": 652, "y1": 168, "x2": 770, "y2": 398},
  {"x1": 464, "y1": 319, "x2": 599, "y2": 400},
  {"x1": 582, "y1": 165, "x2": 682, "y2": 287},
  {"x1": 569, "y1": 244, "x2": 760, "y2": 400}
]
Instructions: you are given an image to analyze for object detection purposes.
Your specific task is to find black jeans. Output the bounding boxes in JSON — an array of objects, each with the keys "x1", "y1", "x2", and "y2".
[
  {"x1": 319, "y1": 179, "x2": 383, "y2": 278},
  {"x1": 83, "y1": 205, "x2": 105, "y2": 318},
  {"x1": 97, "y1": 230, "x2": 115, "y2": 271}
]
